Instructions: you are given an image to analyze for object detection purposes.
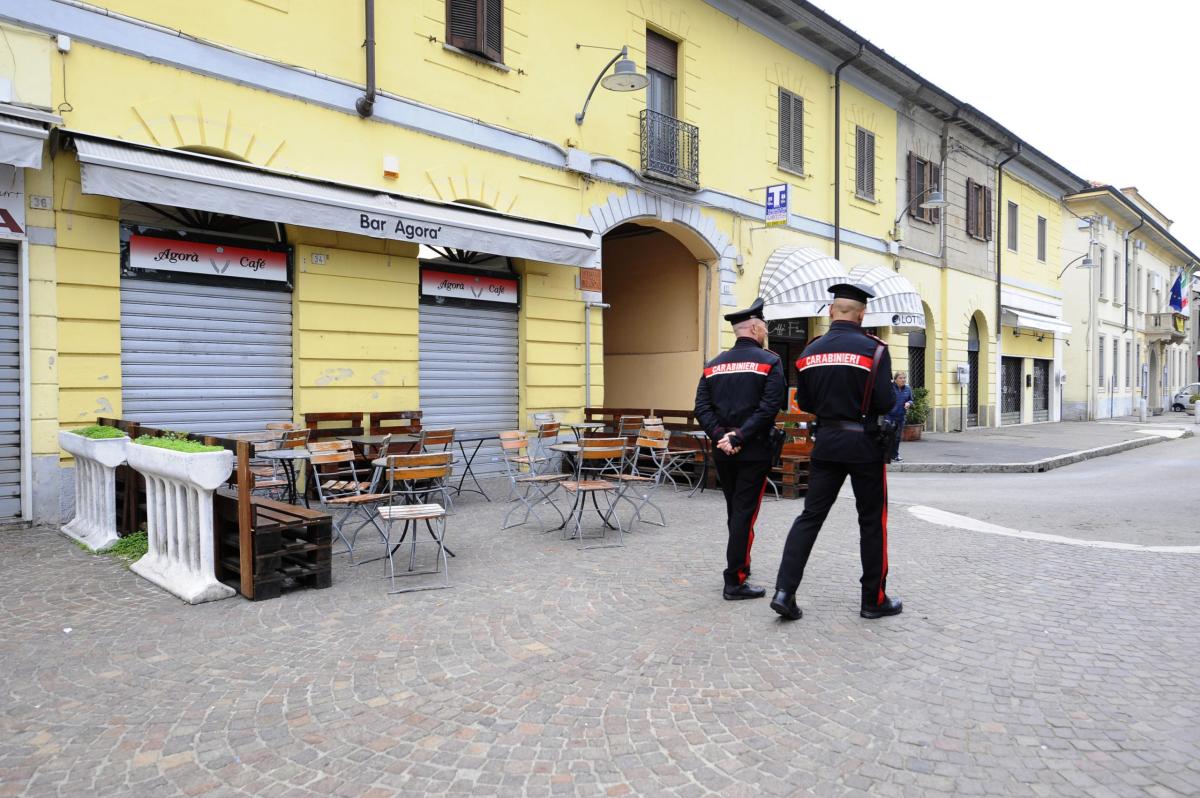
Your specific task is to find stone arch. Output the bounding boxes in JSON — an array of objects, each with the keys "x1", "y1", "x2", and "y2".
[
  {"x1": 579, "y1": 190, "x2": 739, "y2": 307},
  {"x1": 123, "y1": 103, "x2": 288, "y2": 167}
]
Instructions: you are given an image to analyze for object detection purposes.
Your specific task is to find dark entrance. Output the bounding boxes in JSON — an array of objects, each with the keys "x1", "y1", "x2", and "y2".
[
  {"x1": 907, "y1": 330, "x2": 926, "y2": 391},
  {"x1": 967, "y1": 318, "x2": 980, "y2": 426},
  {"x1": 768, "y1": 317, "x2": 810, "y2": 409},
  {"x1": 1001, "y1": 356, "x2": 1023, "y2": 425},
  {"x1": 1032, "y1": 359, "x2": 1050, "y2": 422}
]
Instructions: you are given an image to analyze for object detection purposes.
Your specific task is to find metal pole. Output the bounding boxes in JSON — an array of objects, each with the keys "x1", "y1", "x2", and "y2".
[{"x1": 583, "y1": 302, "x2": 610, "y2": 408}]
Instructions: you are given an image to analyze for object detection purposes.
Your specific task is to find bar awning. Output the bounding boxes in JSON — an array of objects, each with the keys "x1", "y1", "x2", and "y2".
[
  {"x1": 0, "y1": 104, "x2": 57, "y2": 169},
  {"x1": 1001, "y1": 306, "x2": 1072, "y2": 336},
  {"x1": 63, "y1": 132, "x2": 600, "y2": 267},
  {"x1": 759, "y1": 247, "x2": 847, "y2": 319},
  {"x1": 847, "y1": 265, "x2": 926, "y2": 330}
]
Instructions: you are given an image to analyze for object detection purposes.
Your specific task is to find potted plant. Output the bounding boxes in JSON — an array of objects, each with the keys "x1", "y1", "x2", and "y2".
[
  {"x1": 126, "y1": 432, "x2": 236, "y2": 605},
  {"x1": 903, "y1": 387, "x2": 929, "y2": 441},
  {"x1": 1188, "y1": 394, "x2": 1200, "y2": 416},
  {"x1": 58, "y1": 424, "x2": 129, "y2": 552}
]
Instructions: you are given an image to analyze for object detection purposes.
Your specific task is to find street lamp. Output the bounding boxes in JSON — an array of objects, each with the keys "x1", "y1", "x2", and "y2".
[
  {"x1": 1057, "y1": 251, "x2": 1096, "y2": 279},
  {"x1": 891, "y1": 185, "x2": 948, "y2": 238},
  {"x1": 574, "y1": 44, "x2": 649, "y2": 125}
]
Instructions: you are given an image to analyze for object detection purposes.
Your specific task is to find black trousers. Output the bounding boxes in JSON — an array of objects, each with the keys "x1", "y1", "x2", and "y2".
[
  {"x1": 714, "y1": 457, "x2": 771, "y2": 587},
  {"x1": 774, "y1": 458, "x2": 889, "y2": 605}
]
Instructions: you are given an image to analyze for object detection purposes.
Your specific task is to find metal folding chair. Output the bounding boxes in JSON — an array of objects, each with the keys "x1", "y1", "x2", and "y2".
[
  {"x1": 559, "y1": 437, "x2": 627, "y2": 548},
  {"x1": 372, "y1": 452, "x2": 455, "y2": 593},
  {"x1": 308, "y1": 442, "x2": 391, "y2": 561},
  {"x1": 499, "y1": 434, "x2": 567, "y2": 531}
]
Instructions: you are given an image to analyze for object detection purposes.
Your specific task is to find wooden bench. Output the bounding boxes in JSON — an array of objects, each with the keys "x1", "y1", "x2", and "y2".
[{"x1": 773, "y1": 412, "x2": 815, "y2": 499}]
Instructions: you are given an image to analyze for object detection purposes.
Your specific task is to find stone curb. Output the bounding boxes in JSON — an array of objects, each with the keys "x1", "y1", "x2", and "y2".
[{"x1": 889, "y1": 429, "x2": 1193, "y2": 474}]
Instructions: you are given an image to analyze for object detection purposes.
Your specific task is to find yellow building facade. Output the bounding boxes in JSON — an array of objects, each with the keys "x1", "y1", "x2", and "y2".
[{"x1": 0, "y1": 0, "x2": 1100, "y2": 524}]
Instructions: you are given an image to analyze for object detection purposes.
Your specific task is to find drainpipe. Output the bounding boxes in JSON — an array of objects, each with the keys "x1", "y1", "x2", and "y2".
[
  {"x1": 701, "y1": 260, "x2": 713, "y2": 360},
  {"x1": 354, "y1": 0, "x2": 376, "y2": 117},
  {"x1": 832, "y1": 44, "x2": 864, "y2": 261},
  {"x1": 994, "y1": 145, "x2": 1020, "y2": 426},
  {"x1": 583, "y1": 302, "x2": 610, "y2": 408}
]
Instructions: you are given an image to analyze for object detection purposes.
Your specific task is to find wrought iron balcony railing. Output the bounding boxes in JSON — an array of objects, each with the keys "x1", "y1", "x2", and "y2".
[{"x1": 640, "y1": 109, "x2": 699, "y2": 187}]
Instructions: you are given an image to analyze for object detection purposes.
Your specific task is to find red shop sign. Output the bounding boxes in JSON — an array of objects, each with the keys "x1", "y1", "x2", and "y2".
[
  {"x1": 129, "y1": 234, "x2": 288, "y2": 282},
  {"x1": 421, "y1": 269, "x2": 518, "y2": 304}
]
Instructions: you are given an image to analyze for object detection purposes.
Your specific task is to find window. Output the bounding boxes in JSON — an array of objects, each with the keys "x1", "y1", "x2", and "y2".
[
  {"x1": 777, "y1": 88, "x2": 804, "y2": 175},
  {"x1": 1112, "y1": 253, "x2": 1119, "y2": 299},
  {"x1": 1136, "y1": 267, "x2": 1143, "y2": 311},
  {"x1": 1125, "y1": 341, "x2": 1131, "y2": 387},
  {"x1": 965, "y1": 178, "x2": 993, "y2": 241},
  {"x1": 1097, "y1": 246, "x2": 1107, "y2": 298},
  {"x1": 646, "y1": 29, "x2": 677, "y2": 117},
  {"x1": 446, "y1": 0, "x2": 503, "y2": 63},
  {"x1": 1136, "y1": 343, "x2": 1142, "y2": 386},
  {"x1": 906, "y1": 153, "x2": 941, "y2": 223},
  {"x1": 1112, "y1": 338, "x2": 1119, "y2": 390},
  {"x1": 1098, "y1": 335, "x2": 1106, "y2": 387},
  {"x1": 1007, "y1": 202, "x2": 1019, "y2": 251},
  {"x1": 855, "y1": 127, "x2": 875, "y2": 200},
  {"x1": 1036, "y1": 216, "x2": 1047, "y2": 262}
]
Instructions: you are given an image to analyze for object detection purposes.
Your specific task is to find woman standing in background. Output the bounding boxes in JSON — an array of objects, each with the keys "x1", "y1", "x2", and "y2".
[{"x1": 888, "y1": 371, "x2": 913, "y2": 462}]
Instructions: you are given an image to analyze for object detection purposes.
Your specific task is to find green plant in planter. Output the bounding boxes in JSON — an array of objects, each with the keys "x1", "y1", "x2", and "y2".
[
  {"x1": 107, "y1": 531, "x2": 148, "y2": 565},
  {"x1": 905, "y1": 386, "x2": 930, "y2": 426},
  {"x1": 133, "y1": 433, "x2": 224, "y2": 454},
  {"x1": 69, "y1": 424, "x2": 126, "y2": 440}
]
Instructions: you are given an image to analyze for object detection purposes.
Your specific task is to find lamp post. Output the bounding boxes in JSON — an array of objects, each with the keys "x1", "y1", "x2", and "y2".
[
  {"x1": 890, "y1": 186, "x2": 949, "y2": 239},
  {"x1": 574, "y1": 45, "x2": 649, "y2": 125},
  {"x1": 1059, "y1": 246, "x2": 1097, "y2": 418}
]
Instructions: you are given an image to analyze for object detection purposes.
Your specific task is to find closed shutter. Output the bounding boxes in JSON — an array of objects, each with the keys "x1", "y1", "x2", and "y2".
[
  {"x1": 120, "y1": 280, "x2": 293, "y2": 434},
  {"x1": 646, "y1": 30, "x2": 677, "y2": 77},
  {"x1": 855, "y1": 127, "x2": 875, "y2": 199},
  {"x1": 928, "y1": 163, "x2": 941, "y2": 224},
  {"x1": 965, "y1": 178, "x2": 978, "y2": 238},
  {"x1": 778, "y1": 88, "x2": 803, "y2": 174},
  {"x1": 983, "y1": 187, "x2": 993, "y2": 241},
  {"x1": 0, "y1": 245, "x2": 20, "y2": 517},
  {"x1": 446, "y1": 0, "x2": 503, "y2": 62},
  {"x1": 907, "y1": 153, "x2": 920, "y2": 218},
  {"x1": 419, "y1": 303, "x2": 518, "y2": 479}
]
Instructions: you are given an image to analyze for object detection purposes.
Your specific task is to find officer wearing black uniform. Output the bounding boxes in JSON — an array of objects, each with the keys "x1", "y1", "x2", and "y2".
[
  {"x1": 771, "y1": 283, "x2": 904, "y2": 621},
  {"x1": 694, "y1": 297, "x2": 786, "y2": 600}
]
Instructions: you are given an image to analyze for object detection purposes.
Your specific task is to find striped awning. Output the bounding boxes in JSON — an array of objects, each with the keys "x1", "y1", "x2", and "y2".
[
  {"x1": 759, "y1": 247, "x2": 847, "y2": 320},
  {"x1": 847, "y1": 265, "x2": 926, "y2": 330}
]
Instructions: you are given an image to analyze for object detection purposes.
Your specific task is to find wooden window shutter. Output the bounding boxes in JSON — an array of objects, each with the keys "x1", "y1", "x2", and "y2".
[
  {"x1": 446, "y1": 0, "x2": 480, "y2": 53},
  {"x1": 791, "y1": 93, "x2": 804, "y2": 173},
  {"x1": 646, "y1": 30, "x2": 677, "y2": 77},
  {"x1": 907, "y1": 153, "x2": 920, "y2": 219},
  {"x1": 965, "y1": 178, "x2": 978, "y2": 238},
  {"x1": 482, "y1": 0, "x2": 503, "y2": 63},
  {"x1": 983, "y1": 186, "x2": 993, "y2": 241},
  {"x1": 778, "y1": 88, "x2": 792, "y2": 168},
  {"x1": 865, "y1": 132, "x2": 875, "y2": 198},
  {"x1": 856, "y1": 128, "x2": 874, "y2": 198},
  {"x1": 929, "y1": 162, "x2": 941, "y2": 223}
]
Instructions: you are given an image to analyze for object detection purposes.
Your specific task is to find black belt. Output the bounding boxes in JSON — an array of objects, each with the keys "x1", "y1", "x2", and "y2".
[{"x1": 818, "y1": 419, "x2": 865, "y2": 432}]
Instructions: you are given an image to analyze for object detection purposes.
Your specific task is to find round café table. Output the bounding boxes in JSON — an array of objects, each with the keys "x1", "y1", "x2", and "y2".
[{"x1": 257, "y1": 447, "x2": 314, "y2": 507}]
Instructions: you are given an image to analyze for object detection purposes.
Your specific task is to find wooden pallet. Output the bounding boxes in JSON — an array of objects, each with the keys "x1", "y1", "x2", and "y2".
[{"x1": 215, "y1": 491, "x2": 332, "y2": 601}]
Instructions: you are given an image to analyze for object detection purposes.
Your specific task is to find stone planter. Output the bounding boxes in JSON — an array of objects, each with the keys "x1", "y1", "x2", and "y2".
[
  {"x1": 58, "y1": 431, "x2": 128, "y2": 552},
  {"x1": 126, "y1": 442, "x2": 236, "y2": 605},
  {"x1": 901, "y1": 423, "x2": 923, "y2": 442}
]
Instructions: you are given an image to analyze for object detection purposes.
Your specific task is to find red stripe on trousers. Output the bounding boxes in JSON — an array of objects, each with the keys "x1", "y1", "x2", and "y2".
[
  {"x1": 878, "y1": 463, "x2": 889, "y2": 605},
  {"x1": 739, "y1": 478, "x2": 768, "y2": 584}
]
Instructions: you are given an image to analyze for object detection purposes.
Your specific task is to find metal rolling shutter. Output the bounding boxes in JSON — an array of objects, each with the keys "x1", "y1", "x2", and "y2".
[
  {"x1": 120, "y1": 280, "x2": 293, "y2": 434},
  {"x1": 0, "y1": 245, "x2": 20, "y2": 517},
  {"x1": 419, "y1": 303, "x2": 518, "y2": 479}
]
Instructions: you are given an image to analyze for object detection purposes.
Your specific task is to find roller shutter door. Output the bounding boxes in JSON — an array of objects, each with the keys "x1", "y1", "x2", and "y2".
[
  {"x1": 419, "y1": 303, "x2": 518, "y2": 479},
  {"x1": 0, "y1": 245, "x2": 20, "y2": 518},
  {"x1": 120, "y1": 280, "x2": 293, "y2": 434}
]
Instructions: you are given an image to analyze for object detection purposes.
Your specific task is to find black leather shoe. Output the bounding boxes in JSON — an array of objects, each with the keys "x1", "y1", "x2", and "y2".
[
  {"x1": 770, "y1": 590, "x2": 802, "y2": 620},
  {"x1": 860, "y1": 596, "x2": 903, "y2": 619},
  {"x1": 723, "y1": 583, "x2": 766, "y2": 600}
]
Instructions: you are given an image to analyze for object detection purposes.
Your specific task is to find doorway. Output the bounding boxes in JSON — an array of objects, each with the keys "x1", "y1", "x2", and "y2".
[
  {"x1": 1001, "y1": 357, "x2": 1023, "y2": 425},
  {"x1": 967, "y1": 317, "x2": 980, "y2": 426},
  {"x1": 601, "y1": 223, "x2": 703, "y2": 410}
]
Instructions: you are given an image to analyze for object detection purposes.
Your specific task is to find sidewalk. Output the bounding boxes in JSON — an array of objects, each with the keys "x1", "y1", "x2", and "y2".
[{"x1": 889, "y1": 415, "x2": 1195, "y2": 473}]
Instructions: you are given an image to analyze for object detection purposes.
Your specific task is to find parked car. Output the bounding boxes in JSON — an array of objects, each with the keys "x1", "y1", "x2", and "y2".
[{"x1": 1172, "y1": 383, "x2": 1200, "y2": 412}]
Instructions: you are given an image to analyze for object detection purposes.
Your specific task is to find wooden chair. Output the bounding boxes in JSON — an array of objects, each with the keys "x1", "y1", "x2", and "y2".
[
  {"x1": 369, "y1": 410, "x2": 423, "y2": 436},
  {"x1": 308, "y1": 443, "x2": 390, "y2": 559},
  {"x1": 772, "y1": 412, "x2": 815, "y2": 499},
  {"x1": 498, "y1": 435, "x2": 566, "y2": 531},
  {"x1": 559, "y1": 437, "x2": 626, "y2": 548},
  {"x1": 303, "y1": 412, "x2": 363, "y2": 442},
  {"x1": 372, "y1": 452, "x2": 456, "y2": 591}
]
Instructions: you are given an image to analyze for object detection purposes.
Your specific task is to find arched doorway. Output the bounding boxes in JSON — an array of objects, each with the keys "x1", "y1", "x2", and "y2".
[
  {"x1": 601, "y1": 223, "x2": 708, "y2": 409},
  {"x1": 967, "y1": 316, "x2": 981, "y2": 427}
]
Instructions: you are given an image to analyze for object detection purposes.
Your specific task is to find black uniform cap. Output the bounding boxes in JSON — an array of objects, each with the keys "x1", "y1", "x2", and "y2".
[
  {"x1": 723, "y1": 297, "x2": 766, "y2": 325},
  {"x1": 828, "y1": 282, "x2": 875, "y2": 304}
]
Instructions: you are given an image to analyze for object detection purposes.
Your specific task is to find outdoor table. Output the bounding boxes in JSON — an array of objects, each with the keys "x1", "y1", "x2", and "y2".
[
  {"x1": 257, "y1": 447, "x2": 314, "y2": 507},
  {"x1": 374, "y1": 430, "x2": 502, "y2": 502},
  {"x1": 675, "y1": 430, "x2": 712, "y2": 497},
  {"x1": 565, "y1": 421, "x2": 606, "y2": 440}
]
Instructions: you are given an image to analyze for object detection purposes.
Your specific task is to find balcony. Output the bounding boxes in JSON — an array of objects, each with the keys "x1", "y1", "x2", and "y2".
[
  {"x1": 1144, "y1": 311, "x2": 1188, "y2": 343},
  {"x1": 640, "y1": 109, "x2": 699, "y2": 188}
]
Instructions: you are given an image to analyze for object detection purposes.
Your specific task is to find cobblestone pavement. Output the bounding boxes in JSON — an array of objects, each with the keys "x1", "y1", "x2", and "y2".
[{"x1": 2, "y1": 476, "x2": 1198, "y2": 797}]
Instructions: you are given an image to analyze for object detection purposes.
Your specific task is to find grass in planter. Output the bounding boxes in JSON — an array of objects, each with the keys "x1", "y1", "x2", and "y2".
[
  {"x1": 107, "y1": 531, "x2": 148, "y2": 565},
  {"x1": 69, "y1": 424, "x2": 126, "y2": 440},
  {"x1": 133, "y1": 432, "x2": 224, "y2": 454}
]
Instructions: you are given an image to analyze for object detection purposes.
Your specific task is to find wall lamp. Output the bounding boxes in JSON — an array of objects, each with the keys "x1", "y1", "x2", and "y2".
[
  {"x1": 1057, "y1": 251, "x2": 1096, "y2": 279},
  {"x1": 574, "y1": 44, "x2": 648, "y2": 125},
  {"x1": 891, "y1": 186, "x2": 948, "y2": 238}
]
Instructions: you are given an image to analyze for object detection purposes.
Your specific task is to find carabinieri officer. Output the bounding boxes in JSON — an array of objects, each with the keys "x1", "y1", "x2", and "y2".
[
  {"x1": 694, "y1": 297, "x2": 786, "y2": 601},
  {"x1": 770, "y1": 283, "x2": 903, "y2": 621}
]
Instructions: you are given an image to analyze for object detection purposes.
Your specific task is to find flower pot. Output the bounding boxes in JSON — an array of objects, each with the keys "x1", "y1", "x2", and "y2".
[
  {"x1": 901, "y1": 424, "x2": 923, "y2": 442},
  {"x1": 126, "y1": 443, "x2": 236, "y2": 605},
  {"x1": 58, "y1": 431, "x2": 128, "y2": 552}
]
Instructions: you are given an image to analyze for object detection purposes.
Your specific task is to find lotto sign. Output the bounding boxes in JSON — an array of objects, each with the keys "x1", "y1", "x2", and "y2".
[{"x1": 765, "y1": 183, "x2": 789, "y2": 226}]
